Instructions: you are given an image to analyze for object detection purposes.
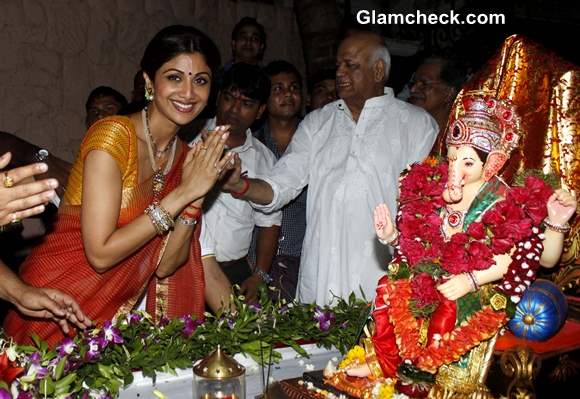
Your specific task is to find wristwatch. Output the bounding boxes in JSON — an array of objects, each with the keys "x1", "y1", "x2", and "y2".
[
  {"x1": 34, "y1": 148, "x2": 50, "y2": 162},
  {"x1": 254, "y1": 269, "x2": 273, "y2": 284}
]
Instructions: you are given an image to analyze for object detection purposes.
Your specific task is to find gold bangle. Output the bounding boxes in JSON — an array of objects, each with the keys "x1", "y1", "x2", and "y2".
[{"x1": 145, "y1": 203, "x2": 174, "y2": 235}]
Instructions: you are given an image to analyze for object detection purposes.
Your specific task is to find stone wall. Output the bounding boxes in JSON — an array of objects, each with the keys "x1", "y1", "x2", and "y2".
[{"x1": 0, "y1": 0, "x2": 304, "y2": 161}]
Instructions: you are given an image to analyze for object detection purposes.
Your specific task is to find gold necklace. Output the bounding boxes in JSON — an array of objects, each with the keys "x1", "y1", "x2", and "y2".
[{"x1": 141, "y1": 107, "x2": 177, "y2": 198}]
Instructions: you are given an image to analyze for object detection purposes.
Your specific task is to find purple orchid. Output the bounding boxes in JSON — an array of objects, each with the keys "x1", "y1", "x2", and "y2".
[
  {"x1": 56, "y1": 337, "x2": 77, "y2": 357},
  {"x1": 103, "y1": 321, "x2": 124, "y2": 344},
  {"x1": 279, "y1": 304, "x2": 290, "y2": 315},
  {"x1": 179, "y1": 315, "x2": 201, "y2": 338},
  {"x1": 0, "y1": 388, "x2": 11, "y2": 399},
  {"x1": 158, "y1": 316, "x2": 170, "y2": 327},
  {"x1": 313, "y1": 307, "x2": 335, "y2": 331},
  {"x1": 16, "y1": 391, "x2": 34, "y2": 399},
  {"x1": 126, "y1": 313, "x2": 142, "y2": 325},
  {"x1": 85, "y1": 336, "x2": 107, "y2": 361},
  {"x1": 248, "y1": 302, "x2": 262, "y2": 313},
  {"x1": 25, "y1": 352, "x2": 48, "y2": 380}
]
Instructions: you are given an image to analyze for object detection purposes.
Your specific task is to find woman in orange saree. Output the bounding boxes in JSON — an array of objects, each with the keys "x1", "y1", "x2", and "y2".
[{"x1": 4, "y1": 25, "x2": 234, "y2": 346}]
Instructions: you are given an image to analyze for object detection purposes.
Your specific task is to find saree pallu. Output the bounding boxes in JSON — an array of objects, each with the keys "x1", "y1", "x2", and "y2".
[{"x1": 3, "y1": 117, "x2": 205, "y2": 347}]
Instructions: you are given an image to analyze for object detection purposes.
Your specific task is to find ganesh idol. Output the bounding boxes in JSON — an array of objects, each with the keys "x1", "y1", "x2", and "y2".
[{"x1": 328, "y1": 92, "x2": 577, "y2": 398}]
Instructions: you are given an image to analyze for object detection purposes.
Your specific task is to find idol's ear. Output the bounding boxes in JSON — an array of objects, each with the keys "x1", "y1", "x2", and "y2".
[{"x1": 482, "y1": 150, "x2": 508, "y2": 181}]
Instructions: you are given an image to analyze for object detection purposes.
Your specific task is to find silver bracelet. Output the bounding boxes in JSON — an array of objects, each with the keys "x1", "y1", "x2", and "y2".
[
  {"x1": 254, "y1": 269, "x2": 273, "y2": 284},
  {"x1": 177, "y1": 215, "x2": 197, "y2": 227}
]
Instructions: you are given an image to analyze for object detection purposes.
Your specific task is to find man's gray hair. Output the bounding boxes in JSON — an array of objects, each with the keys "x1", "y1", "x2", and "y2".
[{"x1": 369, "y1": 39, "x2": 391, "y2": 81}]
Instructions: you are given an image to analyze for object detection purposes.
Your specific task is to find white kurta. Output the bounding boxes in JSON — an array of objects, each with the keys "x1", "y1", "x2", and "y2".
[{"x1": 253, "y1": 88, "x2": 438, "y2": 305}]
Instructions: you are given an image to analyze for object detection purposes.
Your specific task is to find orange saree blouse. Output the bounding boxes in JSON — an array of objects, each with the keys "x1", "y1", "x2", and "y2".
[{"x1": 3, "y1": 116, "x2": 205, "y2": 346}]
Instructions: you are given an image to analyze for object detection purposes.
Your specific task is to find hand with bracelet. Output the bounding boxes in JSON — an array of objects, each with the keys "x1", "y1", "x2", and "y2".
[
  {"x1": 539, "y1": 188, "x2": 577, "y2": 267},
  {"x1": 373, "y1": 203, "x2": 399, "y2": 246}
]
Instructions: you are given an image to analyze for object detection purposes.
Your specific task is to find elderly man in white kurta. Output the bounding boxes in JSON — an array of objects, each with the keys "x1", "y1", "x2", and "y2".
[{"x1": 223, "y1": 31, "x2": 438, "y2": 305}]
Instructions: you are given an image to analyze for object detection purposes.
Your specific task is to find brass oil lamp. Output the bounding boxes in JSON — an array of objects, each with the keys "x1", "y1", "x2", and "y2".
[{"x1": 193, "y1": 346, "x2": 246, "y2": 399}]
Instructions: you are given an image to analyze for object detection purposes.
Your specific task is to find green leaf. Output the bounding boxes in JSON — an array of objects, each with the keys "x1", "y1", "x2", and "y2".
[
  {"x1": 39, "y1": 375, "x2": 56, "y2": 396},
  {"x1": 54, "y1": 356, "x2": 67, "y2": 380},
  {"x1": 54, "y1": 372, "x2": 77, "y2": 390}
]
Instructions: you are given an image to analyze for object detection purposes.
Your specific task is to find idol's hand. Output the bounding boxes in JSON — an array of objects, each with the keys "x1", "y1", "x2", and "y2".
[
  {"x1": 437, "y1": 274, "x2": 472, "y2": 301},
  {"x1": 546, "y1": 189, "x2": 577, "y2": 226},
  {"x1": 373, "y1": 203, "x2": 397, "y2": 245},
  {"x1": 344, "y1": 363, "x2": 372, "y2": 378}
]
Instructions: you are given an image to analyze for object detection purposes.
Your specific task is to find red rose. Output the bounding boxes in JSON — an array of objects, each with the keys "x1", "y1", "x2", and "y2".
[
  {"x1": 402, "y1": 238, "x2": 428, "y2": 266},
  {"x1": 411, "y1": 272, "x2": 440, "y2": 306},
  {"x1": 466, "y1": 222, "x2": 487, "y2": 240},
  {"x1": 491, "y1": 237, "x2": 513, "y2": 253},
  {"x1": 467, "y1": 241, "x2": 494, "y2": 270}
]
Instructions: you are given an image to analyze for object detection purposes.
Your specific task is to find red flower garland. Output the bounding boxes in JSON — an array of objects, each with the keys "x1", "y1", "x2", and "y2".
[{"x1": 385, "y1": 160, "x2": 553, "y2": 370}]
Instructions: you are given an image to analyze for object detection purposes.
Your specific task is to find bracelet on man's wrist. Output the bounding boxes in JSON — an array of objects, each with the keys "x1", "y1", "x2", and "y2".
[
  {"x1": 231, "y1": 177, "x2": 250, "y2": 199},
  {"x1": 254, "y1": 268, "x2": 273, "y2": 284}
]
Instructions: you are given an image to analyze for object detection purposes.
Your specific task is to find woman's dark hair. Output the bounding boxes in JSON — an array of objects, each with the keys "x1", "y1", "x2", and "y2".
[{"x1": 140, "y1": 25, "x2": 221, "y2": 81}]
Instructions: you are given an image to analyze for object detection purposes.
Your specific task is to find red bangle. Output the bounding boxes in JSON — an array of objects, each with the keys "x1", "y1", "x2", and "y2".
[
  {"x1": 231, "y1": 177, "x2": 250, "y2": 199},
  {"x1": 182, "y1": 210, "x2": 199, "y2": 219}
]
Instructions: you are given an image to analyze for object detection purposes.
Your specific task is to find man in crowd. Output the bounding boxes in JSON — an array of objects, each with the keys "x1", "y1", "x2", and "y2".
[
  {"x1": 199, "y1": 63, "x2": 281, "y2": 302},
  {"x1": 307, "y1": 68, "x2": 337, "y2": 111},
  {"x1": 408, "y1": 55, "x2": 468, "y2": 155},
  {"x1": 224, "y1": 17, "x2": 266, "y2": 71},
  {"x1": 223, "y1": 31, "x2": 438, "y2": 305},
  {"x1": 251, "y1": 60, "x2": 307, "y2": 301},
  {"x1": 85, "y1": 86, "x2": 127, "y2": 129}
]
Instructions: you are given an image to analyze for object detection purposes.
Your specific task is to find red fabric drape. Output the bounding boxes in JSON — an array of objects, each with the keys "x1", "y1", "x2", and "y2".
[{"x1": 4, "y1": 146, "x2": 205, "y2": 347}]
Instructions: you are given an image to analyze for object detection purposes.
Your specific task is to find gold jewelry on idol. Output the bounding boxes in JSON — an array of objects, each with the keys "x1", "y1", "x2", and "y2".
[
  {"x1": 3, "y1": 173, "x2": 14, "y2": 188},
  {"x1": 446, "y1": 92, "x2": 521, "y2": 181}
]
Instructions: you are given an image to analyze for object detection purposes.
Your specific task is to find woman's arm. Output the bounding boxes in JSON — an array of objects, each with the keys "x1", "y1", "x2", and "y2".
[
  {"x1": 82, "y1": 130, "x2": 233, "y2": 273},
  {"x1": 202, "y1": 255, "x2": 233, "y2": 312}
]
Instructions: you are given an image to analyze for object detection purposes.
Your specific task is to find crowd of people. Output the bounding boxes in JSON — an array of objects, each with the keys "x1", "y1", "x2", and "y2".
[{"x1": 0, "y1": 16, "x2": 576, "y2": 374}]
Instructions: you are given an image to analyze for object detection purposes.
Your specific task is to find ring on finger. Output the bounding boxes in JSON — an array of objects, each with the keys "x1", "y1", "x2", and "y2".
[
  {"x1": 10, "y1": 214, "x2": 20, "y2": 225},
  {"x1": 3, "y1": 173, "x2": 14, "y2": 188}
]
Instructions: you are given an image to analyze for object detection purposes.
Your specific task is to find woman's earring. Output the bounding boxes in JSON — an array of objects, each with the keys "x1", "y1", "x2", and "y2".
[{"x1": 145, "y1": 87, "x2": 154, "y2": 102}]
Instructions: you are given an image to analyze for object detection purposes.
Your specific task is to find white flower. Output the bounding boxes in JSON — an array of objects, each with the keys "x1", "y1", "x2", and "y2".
[{"x1": 305, "y1": 363, "x2": 315, "y2": 371}]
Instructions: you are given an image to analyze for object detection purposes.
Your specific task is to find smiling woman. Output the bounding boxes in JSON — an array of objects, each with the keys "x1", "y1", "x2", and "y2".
[{"x1": 3, "y1": 25, "x2": 236, "y2": 347}]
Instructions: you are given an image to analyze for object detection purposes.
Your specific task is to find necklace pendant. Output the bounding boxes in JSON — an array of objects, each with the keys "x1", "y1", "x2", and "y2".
[
  {"x1": 446, "y1": 210, "x2": 463, "y2": 228},
  {"x1": 152, "y1": 170, "x2": 165, "y2": 195}
]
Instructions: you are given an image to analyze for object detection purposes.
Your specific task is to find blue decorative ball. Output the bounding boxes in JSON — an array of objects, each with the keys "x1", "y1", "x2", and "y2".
[{"x1": 508, "y1": 279, "x2": 568, "y2": 341}]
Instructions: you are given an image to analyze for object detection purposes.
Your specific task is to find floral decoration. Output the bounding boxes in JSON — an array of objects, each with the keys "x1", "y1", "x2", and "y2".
[
  {"x1": 384, "y1": 158, "x2": 552, "y2": 372},
  {"x1": 0, "y1": 291, "x2": 369, "y2": 398}
]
